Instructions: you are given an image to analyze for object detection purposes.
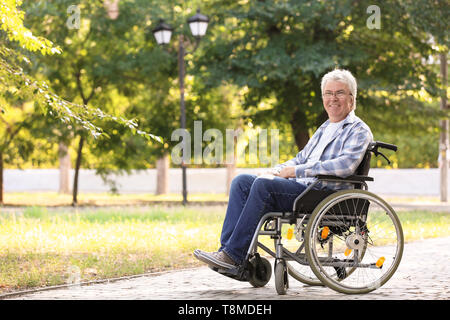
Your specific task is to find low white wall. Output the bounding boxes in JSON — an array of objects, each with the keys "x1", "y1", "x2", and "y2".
[{"x1": 3, "y1": 168, "x2": 448, "y2": 196}]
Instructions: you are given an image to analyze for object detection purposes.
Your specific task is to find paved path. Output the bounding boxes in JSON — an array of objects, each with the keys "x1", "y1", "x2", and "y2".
[{"x1": 8, "y1": 237, "x2": 450, "y2": 300}]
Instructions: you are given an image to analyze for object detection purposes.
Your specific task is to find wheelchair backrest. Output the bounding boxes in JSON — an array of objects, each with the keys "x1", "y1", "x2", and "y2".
[
  {"x1": 355, "y1": 149, "x2": 372, "y2": 176},
  {"x1": 293, "y1": 143, "x2": 384, "y2": 214},
  {"x1": 352, "y1": 148, "x2": 372, "y2": 191}
]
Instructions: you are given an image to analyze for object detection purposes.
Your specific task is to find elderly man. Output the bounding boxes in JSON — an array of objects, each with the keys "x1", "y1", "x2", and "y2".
[{"x1": 194, "y1": 69, "x2": 373, "y2": 270}]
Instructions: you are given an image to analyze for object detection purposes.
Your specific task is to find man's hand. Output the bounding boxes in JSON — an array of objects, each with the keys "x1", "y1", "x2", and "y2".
[
  {"x1": 257, "y1": 168, "x2": 279, "y2": 176},
  {"x1": 274, "y1": 166, "x2": 296, "y2": 179}
]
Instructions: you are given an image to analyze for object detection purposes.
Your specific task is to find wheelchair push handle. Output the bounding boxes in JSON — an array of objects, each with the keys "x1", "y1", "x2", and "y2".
[
  {"x1": 373, "y1": 141, "x2": 397, "y2": 152},
  {"x1": 368, "y1": 141, "x2": 397, "y2": 165}
]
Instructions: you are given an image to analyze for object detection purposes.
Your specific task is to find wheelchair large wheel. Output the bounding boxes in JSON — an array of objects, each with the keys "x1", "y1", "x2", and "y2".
[
  {"x1": 287, "y1": 261, "x2": 323, "y2": 286},
  {"x1": 305, "y1": 190, "x2": 404, "y2": 294}
]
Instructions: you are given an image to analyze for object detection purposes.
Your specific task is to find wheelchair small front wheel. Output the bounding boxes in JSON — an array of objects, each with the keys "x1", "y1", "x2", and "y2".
[
  {"x1": 276, "y1": 234, "x2": 323, "y2": 286},
  {"x1": 305, "y1": 190, "x2": 404, "y2": 294},
  {"x1": 274, "y1": 260, "x2": 289, "y2": 295},
  {"x1": 248, "y1": 255, "x2": 272, "y2": 288}
]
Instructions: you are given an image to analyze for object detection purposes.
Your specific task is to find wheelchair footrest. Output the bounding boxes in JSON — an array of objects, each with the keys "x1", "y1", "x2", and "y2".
[{"x1": 209, "y1": 265, "x2": 249, "y2": 282}]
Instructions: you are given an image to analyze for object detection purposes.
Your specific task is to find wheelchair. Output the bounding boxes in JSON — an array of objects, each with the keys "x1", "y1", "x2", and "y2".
[{"x1": 211, "y1": 141, "x2": 404, "y2": 295}]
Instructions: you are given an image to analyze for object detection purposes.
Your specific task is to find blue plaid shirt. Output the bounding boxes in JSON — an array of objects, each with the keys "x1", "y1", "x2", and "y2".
[{"x1": 275, "y1": 111, "x2": 373, "y2": 190}]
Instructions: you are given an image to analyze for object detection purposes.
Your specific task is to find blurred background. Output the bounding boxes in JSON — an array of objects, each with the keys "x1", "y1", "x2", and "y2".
[
  {"x1": 0, "y1": 0, "x2": 449, "y2": 295},
  {"x1": 0, "y1": 0, "x2": 448, "y2": 205}
]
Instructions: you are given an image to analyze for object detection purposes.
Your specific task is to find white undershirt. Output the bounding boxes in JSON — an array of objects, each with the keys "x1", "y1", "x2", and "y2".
[
  {"x1": 307, "y1": 120, "x2": 345, "y2": 164},
  {"x1": 299, "y1": 119, "x2": 345, "y2": 184}
]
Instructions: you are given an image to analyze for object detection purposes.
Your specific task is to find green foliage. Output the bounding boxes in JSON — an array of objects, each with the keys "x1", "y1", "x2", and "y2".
[
  {"x1": 372, "y1": 130, "x2": 439, "y2": 169},
  {"x1": 402, "y1": 0, "x2": 449, "y2": 50},
  {"x1": 0, "y1": 0, "x2": 60, "y2": 54},
  {"x1": 1, "y1": 0, "x2": 447, "y2": 174},
  {"x1": 0, "y1": 0, "x2": 162, "y2": 146},
  {"x1": 197, "y1": 0, "x2": 447, "y2": 151},
  {"x1": 20, "y1": 0, "x2": 245, "y2": 173}
]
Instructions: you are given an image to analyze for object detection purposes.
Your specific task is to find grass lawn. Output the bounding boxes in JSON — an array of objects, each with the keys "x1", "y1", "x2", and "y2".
[
  {"x1": 2, "y1": 192, "x2": 443, "y2": 206},
  {"x1": 0, "y1": 201, "x2": 449, "y2": 295},
  {"x1": 2, "y1": 192, "x2": 229, "y2": 206}
]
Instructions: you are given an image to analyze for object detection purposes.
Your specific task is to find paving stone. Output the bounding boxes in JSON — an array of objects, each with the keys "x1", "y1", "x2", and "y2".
[{"x1": 9, "y1": 237, "x2": 450, "y2": 300}]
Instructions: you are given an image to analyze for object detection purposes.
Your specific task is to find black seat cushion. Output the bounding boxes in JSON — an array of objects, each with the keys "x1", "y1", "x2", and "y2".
[{"x1": 293, "y1": 189, "x2": 337, "y2": 213}]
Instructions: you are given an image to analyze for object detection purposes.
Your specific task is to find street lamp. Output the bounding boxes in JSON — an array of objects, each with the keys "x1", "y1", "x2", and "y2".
[
  {"x1": 187, "y1": 10, "x2": 209, "y2": 38},
  {"x1": 152, "y1": 9, "x2": 209, "y2": 206},
  {"x1": 152, "y1": 19, "x2": 173, "y2": 45}
]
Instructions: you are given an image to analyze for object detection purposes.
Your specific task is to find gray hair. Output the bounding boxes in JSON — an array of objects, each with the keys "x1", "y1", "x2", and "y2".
[{"x1": 321, "y1": 69, "x2": 357, "y2": 109}]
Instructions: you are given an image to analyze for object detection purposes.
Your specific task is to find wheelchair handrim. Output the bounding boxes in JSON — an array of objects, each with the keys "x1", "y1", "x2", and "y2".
[{"x1": 305, "y1": 190, "x2": 404, "y2": 294}]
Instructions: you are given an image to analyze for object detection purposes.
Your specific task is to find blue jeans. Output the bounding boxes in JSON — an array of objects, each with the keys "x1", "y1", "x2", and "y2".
[{"x1": 219, "y1": 173, "x2": 308, "y2": 264}]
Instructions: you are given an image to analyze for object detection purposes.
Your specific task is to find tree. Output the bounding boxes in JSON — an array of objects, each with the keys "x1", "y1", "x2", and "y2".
[
  {"x1": 20, "y1": 0, "x2": 167, "y2": 204},
  {"x1": 402, "y1": 0, "x2": 449, "y2": 200},
  {"x1": 23, "y1": 0, "x2": 245, "y2": 200},
  {"x1": 0, "y1": 96, "x2": 63, "y2": 203},
  {"x1": 196, "y1": 0, "x2": 447, "y2": 154},
  {"x1": 0, "y1": 0, "x2": 162, "y2": 204},
  {"x1": 1, "y1": 0, "x2": 158, "y2": 138}
]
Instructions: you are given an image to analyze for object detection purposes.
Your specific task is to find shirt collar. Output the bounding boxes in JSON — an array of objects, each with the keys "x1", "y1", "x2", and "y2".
[{"x1": 320, "y1": 110, "x2": 356, "y2": 129}]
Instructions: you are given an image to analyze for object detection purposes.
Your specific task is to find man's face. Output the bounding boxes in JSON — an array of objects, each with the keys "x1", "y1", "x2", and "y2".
[{"x1": 322, "y1": 80, "x2": 354, "y2": 123}]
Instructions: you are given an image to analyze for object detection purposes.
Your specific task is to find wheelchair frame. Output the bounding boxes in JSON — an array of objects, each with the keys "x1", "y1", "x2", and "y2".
[{"x1": 211, "y1": 141, "x2": 404, "y2": 295}]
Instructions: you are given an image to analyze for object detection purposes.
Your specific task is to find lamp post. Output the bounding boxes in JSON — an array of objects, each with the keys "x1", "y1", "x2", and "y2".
[{"x1": 152, "y1": 9, "x2": 209, "y2": 206}]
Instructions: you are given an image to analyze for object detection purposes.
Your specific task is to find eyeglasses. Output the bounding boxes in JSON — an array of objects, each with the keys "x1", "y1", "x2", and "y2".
[{"x1": 322, "y1": 90, "x2": 352, "y2": 99}]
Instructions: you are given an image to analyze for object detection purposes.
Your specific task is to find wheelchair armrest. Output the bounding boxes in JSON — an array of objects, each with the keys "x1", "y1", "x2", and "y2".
[
  {"x1": 291, "y1": 174, "x2": 373, "y2": 213},
  {"x1": 315, "y1": 174, "x2": 374, "y2": 182}
]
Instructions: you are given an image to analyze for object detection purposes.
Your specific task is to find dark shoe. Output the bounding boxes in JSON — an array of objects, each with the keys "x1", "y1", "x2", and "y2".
[{"x1": 193, "y1": 249, "x2": 238, "y2": 270}]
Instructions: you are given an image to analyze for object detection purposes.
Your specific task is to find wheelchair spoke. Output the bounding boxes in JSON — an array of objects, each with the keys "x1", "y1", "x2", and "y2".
[
  {"x1": 305, "y1": 190, "x2": 404, "y2": 294},
  {"x1": 279, "y1": 223, "x2": 323, "y2": 286}
]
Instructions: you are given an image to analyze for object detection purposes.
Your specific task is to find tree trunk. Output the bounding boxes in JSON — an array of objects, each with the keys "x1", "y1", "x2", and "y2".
[
  {"x1": 59, "y1": 141, "x2": 72, "y2": 194},
  {"x1": 439, "y1": 52, "x2": 449, "y2": 202},
  {"x1": 290, "y1": 109, "x2": 310, "y2": 151},
  {"x1": 73, "y1": 69, "x2": 95, "y2": 205},
  {"x1": 72, "y1": 135, "x2": 84, "y2": 206},
  {"x1": 226, "y1": 132, "x2": 238, "y2": 196},
  {"x1": 156, "y1": 153, "x2": 169, "y2": 195},
  {"x1": 225, "y1": 163, "x2": 236, "y2": 196},
  {"x1": 0, "y1": 152, "x2": 3, "y2": 205},
  {"x1": 315, "y1": 110, "x2": 329, "y2": 128}
]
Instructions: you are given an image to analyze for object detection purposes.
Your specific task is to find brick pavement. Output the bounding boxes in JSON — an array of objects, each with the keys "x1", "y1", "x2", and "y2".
[{"x1": 8, "y1": 237, "x2": 450, "y2": 300}]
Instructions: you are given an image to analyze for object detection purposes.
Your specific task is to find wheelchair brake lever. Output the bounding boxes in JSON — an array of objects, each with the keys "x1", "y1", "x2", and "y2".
[{"x1": 375, "y1": 151, "x2": 391, "y2": 165}]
